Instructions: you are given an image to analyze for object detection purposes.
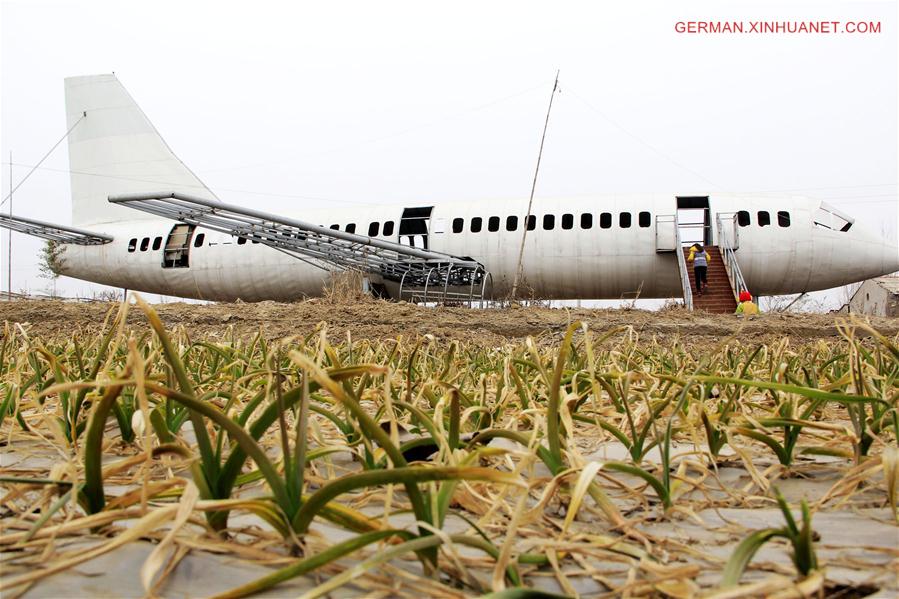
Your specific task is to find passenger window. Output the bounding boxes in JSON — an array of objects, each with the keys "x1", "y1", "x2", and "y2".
[
  {"x1": 237, "y1": 237, "x2": 247, "y2": 245},
  {"x1": 128, "y1": 238, "x2": 137, "y2": 252},
  {"x1": 330, "y1": 224, "x2": 339, "y2": 230},
  {"x1": 140, "y1": 237, "x2": 150, "y2": 251},
  {"x1": 619, "y1": 212, "x2": 631, "y2": 228},
  {"x1": 488, "y1": 216, "x2": 500, "y2": 232},
  {"x1": 383, "y1": 221, "x2": 395, "y2": 236},
  {"x1": 561, "y1": 213, "x2": 573, "y2": 230},
  {"x1": 193, "y1": 233, "x2": 204, "y2": 248},
  {"x1": 526, "y1": 215, "x2": 536, "y2": 231},
  {"x1": 639, "y1": 211, "x2": 651, "y2": 228},
  {"x1": 543, "y1": 214, "x2": 555, "y2": 230},
  {"x1": 758, "y1": 211, "x2": 771, "y2": 227},
  {"x1": 345, "y1": 223, "x2": 356, "y2": 234},
  {"x1": 152, "y1": 236, "x2": 162, "y2": 250},
  {"x1": 600, "y1": 213, "x2": 612, "y2": 229},
  {"x1": 581, "y1": 213, "x2": 593, "y2": 229},
  {"x1": 737, "y1": 211, "x2": 751, "y2": 227},
  {"x1": 777, "y1": 211, "x2": 790, "y2": 227},
  {"x1": 368, "y1": 222, "x2": 380, "y2": 237},
  {"x1": 452, "y1": 218, "x2": 464, "y2": 233},
  {"x1": 471, "y1": 217, "x2": 482, "y2": 233},
  {"x1": 506, "y1": 215, "x2": 518, "y2": 231}
]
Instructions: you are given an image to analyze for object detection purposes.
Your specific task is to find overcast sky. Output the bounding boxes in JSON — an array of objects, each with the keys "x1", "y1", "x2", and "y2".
[{"x1": 1, "y1": 0, "x2": 896, "y2": 307}]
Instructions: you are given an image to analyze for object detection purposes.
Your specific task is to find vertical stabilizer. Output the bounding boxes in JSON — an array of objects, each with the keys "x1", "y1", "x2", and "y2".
[{"x1": 64, "y1": 74, "x2": 218, "y2": 226}]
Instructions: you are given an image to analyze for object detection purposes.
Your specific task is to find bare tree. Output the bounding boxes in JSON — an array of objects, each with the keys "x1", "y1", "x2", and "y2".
[{"x1": 760, "y1": 293, "x2": 829, "y2": 313}]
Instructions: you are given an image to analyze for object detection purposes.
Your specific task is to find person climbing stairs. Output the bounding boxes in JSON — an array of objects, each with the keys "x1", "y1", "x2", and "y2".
[{"x1": 683, "y1": 245, "x2": 738, "y2": 313}]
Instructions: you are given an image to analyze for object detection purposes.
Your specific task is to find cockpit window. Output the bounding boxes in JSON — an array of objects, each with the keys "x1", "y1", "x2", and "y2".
[{"x1": 814, "y1": 202, "x2": 854, "y2": 232}]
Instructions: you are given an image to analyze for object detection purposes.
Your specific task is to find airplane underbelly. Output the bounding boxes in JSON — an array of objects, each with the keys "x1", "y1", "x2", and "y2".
[
  {"x1": 190, "y1": 245, "x2": 327, "y2": 301},
  {"x1": 63, "y1": 243, "x2": 327, "y2": 301},
  {"x1": 487, "y1": 252, "x2": 682, "y2": 300}
]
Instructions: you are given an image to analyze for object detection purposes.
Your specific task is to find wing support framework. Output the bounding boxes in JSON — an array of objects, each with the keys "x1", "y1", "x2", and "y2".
[
  {"x1": 109, "y1": 192, "x2": 492, "y2": 304},
  {"x1": 0, "y1": 213, "x2": 113, "y2": 245}
]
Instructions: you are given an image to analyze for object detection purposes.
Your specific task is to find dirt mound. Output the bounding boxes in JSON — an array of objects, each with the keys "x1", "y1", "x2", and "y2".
[{"x1": 1, "y1": 298, "x2": 895, "y2": 343}]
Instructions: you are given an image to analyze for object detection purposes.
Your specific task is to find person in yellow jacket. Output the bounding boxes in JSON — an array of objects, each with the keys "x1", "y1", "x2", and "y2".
[
  {"x1": 735, "y1": 291, "x2": 760, "y2": 315},
  {"x1": 687, "y1": 244, "x2": 710, "y2": 295}
]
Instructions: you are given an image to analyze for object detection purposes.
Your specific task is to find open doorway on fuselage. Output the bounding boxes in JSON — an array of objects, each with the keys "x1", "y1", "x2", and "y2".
[
  {"x1": 676, "y1": 196, "x2": 711, "y2": 247},
  {"x1": 399, "y1": 206, "x2": 433, "y2": 250},
  {"x1": 161, "y1": 223, "x2": 195, "y2": 268}
]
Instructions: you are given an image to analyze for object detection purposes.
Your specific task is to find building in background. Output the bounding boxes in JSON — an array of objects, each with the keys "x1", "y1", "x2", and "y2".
[{"x1": 846, "y1": 277, "x2": 899, "y2": 317}]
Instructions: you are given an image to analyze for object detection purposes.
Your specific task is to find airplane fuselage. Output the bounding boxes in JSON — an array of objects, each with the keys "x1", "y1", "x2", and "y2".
[{"x1": 57, "y1": 193, "x2": 898, "y2": 302}]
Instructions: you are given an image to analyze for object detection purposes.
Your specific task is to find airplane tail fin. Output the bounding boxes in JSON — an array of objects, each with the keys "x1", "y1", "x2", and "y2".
[{"x1": 64, "y1": 74, "x2": 218, "y2": 226}]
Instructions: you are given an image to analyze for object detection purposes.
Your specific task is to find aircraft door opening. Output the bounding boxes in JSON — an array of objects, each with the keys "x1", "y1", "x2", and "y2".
[
  {"x1": 399, "y1": 206, "x2": 433, "y2": 250},
  {"x1": 676, "y1": 196, "x2": 711, "y2": 247},
  {"x1": 655, "y1": 214, "x2": 677, "y2": 252},
  {"x1": 161, "y1": 223, "x2": 195, "y2": 268}
]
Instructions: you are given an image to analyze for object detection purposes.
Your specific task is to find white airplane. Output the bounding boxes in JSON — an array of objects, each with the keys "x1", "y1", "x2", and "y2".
[{"x1": 2, "y1": 74, "x2": 897, "y2": 310}]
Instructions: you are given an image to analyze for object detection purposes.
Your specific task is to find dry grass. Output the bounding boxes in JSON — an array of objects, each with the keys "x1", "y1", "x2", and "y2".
[
  {"x1": 0, "y1": 299, "x2": 896, "y2": 597},
  {"x1": 321, "y1": 269, "x2": 373, "y2": 305}
]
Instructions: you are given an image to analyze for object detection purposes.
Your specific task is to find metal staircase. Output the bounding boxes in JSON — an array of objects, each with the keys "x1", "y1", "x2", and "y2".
[
  {"x1": 660, "y1": 211, "x2": 750, "y2": 312},
  {"x1": 682, "y1": 246, "x2": 737, "y2": 313},
  {"x1": 109, "y1": 192, "x2": 492, "y2": 305},
  {"x1": 676, "y1": 214, "x2": 749, "y2": 313},
  {"x1": 715, "y1": 213, "x2": 749, "y2": 301},
  {"x1": 674, "y1": 221, "x2": 694, "y2": 310},
  {"x1": 656, "y1": 214, "x2": 694, "y2": 310}
]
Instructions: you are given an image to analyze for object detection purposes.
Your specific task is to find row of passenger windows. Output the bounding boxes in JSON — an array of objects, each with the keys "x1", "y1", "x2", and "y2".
[
  {"x1": 127, "y1": 233, "x2": 206, "y2": 253},
  {"x1": 128, "y1": 211, "x2": 651, "y2": 252},
  {"x1": 325, "y1": 222, "x2": 396, "y2": 237},
  {"x1": 127, "y1": 209, "x2": 793, "y2": 253},
  {"x1": 452, "y1": 211, "x2": 651, "y2": 233},
  {"x1": 736, "y1": 210, "x2": 790, "y2": 228},
  {"x1": 365, "y1": 221, "x2": 394, "y2": 237},
  {"x1": 318, "y1": 213, "x2": 653, "y2": 236}
]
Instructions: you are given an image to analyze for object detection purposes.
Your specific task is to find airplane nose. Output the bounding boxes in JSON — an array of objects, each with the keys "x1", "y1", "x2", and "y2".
[
  {"x1": 849, "y1": 227, "x2": 899, "y2": 282},
  {"x1": 883, "y1": 240, "x2": 899, "y2": 275}
]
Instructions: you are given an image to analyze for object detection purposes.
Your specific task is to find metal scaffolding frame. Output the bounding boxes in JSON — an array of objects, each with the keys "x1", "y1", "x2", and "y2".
[
  {"x1": 0, "y1": 213, "x2": 113, "y2": 245},
  {"x1": 108, "y1": 191, "x2": 491, "y2": 303}
]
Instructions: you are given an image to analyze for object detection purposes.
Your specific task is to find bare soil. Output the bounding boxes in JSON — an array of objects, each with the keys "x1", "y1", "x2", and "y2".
[{"x1": 1, "y1": 298, "x2": 895, "y2": 343}]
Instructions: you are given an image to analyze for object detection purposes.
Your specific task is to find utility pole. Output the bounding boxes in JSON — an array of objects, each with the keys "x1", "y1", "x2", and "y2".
[
  {"x1": 7, "y1": 151, "x2": 11, "y2": 300},
  {"x1": 510, "y1": 71, "x2": 560, "y2": 300}
]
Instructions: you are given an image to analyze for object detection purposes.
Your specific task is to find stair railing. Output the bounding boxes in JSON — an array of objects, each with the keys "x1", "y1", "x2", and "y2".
[
  {"x1": 716, "y1": 213, "x2": 748, "y2": 301},
  {"x1": 674, "y1": 217, "x2": 694, "y2": 310}
]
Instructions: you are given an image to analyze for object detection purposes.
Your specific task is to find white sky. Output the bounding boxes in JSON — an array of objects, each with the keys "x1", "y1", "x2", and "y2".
[{"x1": 1, "y1": 0, "x2": 897, "y2": 308}]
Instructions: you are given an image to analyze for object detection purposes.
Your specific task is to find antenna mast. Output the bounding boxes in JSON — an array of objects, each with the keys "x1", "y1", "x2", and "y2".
[
  {"x1": 7, "y1": 151, "x2": 11, "y2": 299},
  {"x1": 510, "y1": 70, "x2": 559, "y2": 300}
]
